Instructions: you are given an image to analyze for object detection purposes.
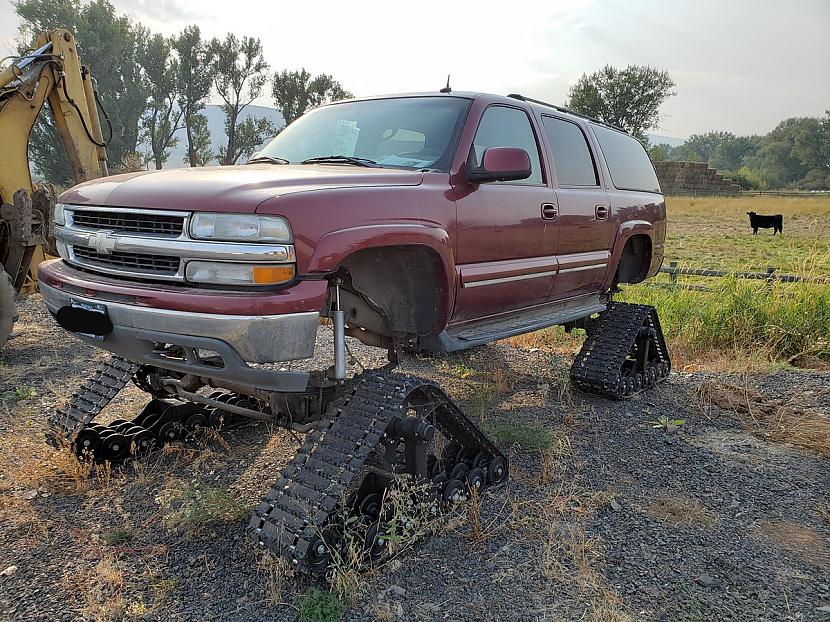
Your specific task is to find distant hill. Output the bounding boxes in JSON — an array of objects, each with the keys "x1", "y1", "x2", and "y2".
[
  {"x1": 160, "y1": 104, "x2": 285, "y2": 168},
  {"x1": 647, "y1": 133, "x2": 685, "y2": 147}
]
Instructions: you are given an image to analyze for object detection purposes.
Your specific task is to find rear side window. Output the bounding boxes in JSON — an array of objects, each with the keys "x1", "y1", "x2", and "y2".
[
  {"x1": 472, "y1": 106, "x2": 543, "y2": 185},
  {"x1": 591, "y1": 124, "x2": 661, "y2": 193},
  {"x1": 541, "y1": 116, "x2": 598, "y2": 186}
]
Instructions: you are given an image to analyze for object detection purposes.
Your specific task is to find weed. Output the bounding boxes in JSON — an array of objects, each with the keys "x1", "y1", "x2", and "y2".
[
  {"x1": 451, "y1": 361, "x2": 474, "y2": 379},
  {"x1": 104, "y1": 526, "x2": 134, "y2": 546},
  {"x1": 297, "y1": 588, "x2": 345, "y2": 622},
  {"x1": 76, "y1": 554, "x2": 126, "y2": 621},
  {"x1": 157, "y1": 480, "x2": 247, "y2": 533},
  {"x1": 650, "y1": 415, "x2": 686, "y2": 431},
  {"x1": 486, "y1": 420, "x2": 557, "y2": 452},
  {"x1": 257, "y1": 552, "x2": 292, "y2": 605},
  {"x1": 467, "y1": 486, "x2": 482, "y2": 546},
  {"x1": 1, "y1": 386, "x2": 35, "y2": 401}
]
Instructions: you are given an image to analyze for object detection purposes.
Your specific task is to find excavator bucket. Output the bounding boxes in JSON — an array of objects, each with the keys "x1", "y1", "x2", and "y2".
[{"x1": 570, "y1": 302, "x2": 671, "y2": 399}]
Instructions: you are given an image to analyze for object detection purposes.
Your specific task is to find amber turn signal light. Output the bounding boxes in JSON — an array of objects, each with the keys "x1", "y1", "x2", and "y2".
[{"x1": 251, "y1": 265, "x2": 295, "y2": 284}]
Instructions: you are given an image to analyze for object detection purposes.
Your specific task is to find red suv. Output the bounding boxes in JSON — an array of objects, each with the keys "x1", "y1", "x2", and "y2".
[{"x1": 39, "y1": 91, "x2": 665, "y2": 392}]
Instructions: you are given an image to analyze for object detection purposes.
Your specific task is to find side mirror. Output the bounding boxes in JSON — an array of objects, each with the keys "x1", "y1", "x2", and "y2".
[{"x1": 467, "y1": 147, "x2": 532, "y2": 183}]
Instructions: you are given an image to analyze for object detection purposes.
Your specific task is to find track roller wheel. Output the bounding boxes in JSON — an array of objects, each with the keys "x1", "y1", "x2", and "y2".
[
  {"x1": 157, "y1": 422, "x2": 181, "y2": 445},
  {"x1": 449, "y1": 462, "x2": 469, "y2": 481},
  {"x1": 442, "y1": 479, "x2": 466, "y2": 505},
  {"x1": 184, "y1": 413, "x2": 208, "y2": 433},
  {"x1": 358, "y1": 493, "x2": 382, "y2": 520},
  {"x1": 364, "y1": 522, "x2": 388, "y2": 564},
  {"x1": 127, "y1": 427, "x2": 155, "y2": 456},
  {"x1": 466, "y1": 467, "x2": 486, "y2": 494},
  {"x1": 487, "y1": 456, "x2": 508, "y2": 486},
  {"x1": 99, "y1": 430, "x2": 129, "y2": 461},
  {"x1": 306, "y1": 537, "x2": 332, "y2": 574},
  {"x1": 74, "y1": 427, "x2": 101, "y2": 457}
]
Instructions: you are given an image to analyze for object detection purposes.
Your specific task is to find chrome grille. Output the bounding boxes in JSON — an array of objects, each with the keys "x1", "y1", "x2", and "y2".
[
  {"x1": 72, "y1": 246, "x2": 181, "y2": 276},
  {"x1": 71, "y1": 209, "x2": 184, "y2": 236}
]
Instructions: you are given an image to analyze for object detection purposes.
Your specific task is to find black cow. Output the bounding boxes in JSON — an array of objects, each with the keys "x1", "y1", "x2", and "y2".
[{"x1": 747, "y1": 211, "x2": 783, "y2": 235}]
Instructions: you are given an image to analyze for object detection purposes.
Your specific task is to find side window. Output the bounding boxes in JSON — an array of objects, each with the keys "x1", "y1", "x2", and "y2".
[
  {"x1": 472, "y1": 106, "x2": 543, "y2": 184},
  {"x1": 591, "y1": 124, "x2": 661, "y2": 193},
  {"x1": 541, "y1": 116, "x2": 598, "y2": 186}
]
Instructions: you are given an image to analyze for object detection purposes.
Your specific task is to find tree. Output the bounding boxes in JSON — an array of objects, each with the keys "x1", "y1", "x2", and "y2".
[
  {"x1": 14, "y1": 0, "x2": 149, "y2": 183},
  {"x1": 185, "y1": 113, "x2": 214, "y2": 166},
  {"x1": 141, "y1": 34, "x2": 183, "y2": 170},
  {"x1": 683, "y1": 131, "x2": 735, "y2": 163},
  {"x1": 217, "y1": 115, "x2": 276, "y2": 164},
  {"x1": 209, "y1": 34, "x2": 270, "y2": 165},
  {"x1": 567, "y1": 65, "x2": 676, "y2": 142},
  {"x1": 272, "y1": 68, "x2": 352, "y2": 126},
  {"x1": 172, "y1": 25, "x2": 214, "y2": 167}
]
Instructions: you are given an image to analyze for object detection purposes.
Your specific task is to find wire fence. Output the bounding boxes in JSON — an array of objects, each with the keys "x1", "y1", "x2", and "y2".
[{"x1": 652, "y1": 262, "x2": 830, "y2": 291}]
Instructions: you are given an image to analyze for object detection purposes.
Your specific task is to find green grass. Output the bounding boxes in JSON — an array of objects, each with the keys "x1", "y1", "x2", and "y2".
[
  {"x1": 104, "y1": 526, "x2": 134, "y2": 546},
  {"x1": 485, "y1": 421, "x2": 557, "y2": 451},
  {"x1": 296, "y1": 588, "x2": 345, "y2": 622},
  {"x1": 160, "y1": 481, "x2": 248, "y2": 533}
]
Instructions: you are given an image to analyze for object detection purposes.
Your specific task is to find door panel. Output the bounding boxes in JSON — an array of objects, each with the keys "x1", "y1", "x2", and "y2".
[{"x1": 453, "y1": 104, "x2": 558, "y2": 322}]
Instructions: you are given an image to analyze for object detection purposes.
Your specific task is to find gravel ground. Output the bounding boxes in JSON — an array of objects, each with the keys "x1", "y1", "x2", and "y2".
[{"x1": 1, "y1": 295, "x2": 828, "y2": 622}]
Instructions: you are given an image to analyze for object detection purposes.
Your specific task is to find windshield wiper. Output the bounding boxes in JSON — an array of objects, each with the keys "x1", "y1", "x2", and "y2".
[
  {"x1": 248, "y1": 155, "x2": 289, "y2": 165},
  {"x1": 301, "y1": 155, "x2": 381, "y2": 167}
]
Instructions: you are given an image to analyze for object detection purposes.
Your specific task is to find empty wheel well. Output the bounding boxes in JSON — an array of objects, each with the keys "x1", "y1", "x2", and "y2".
[
  {"x1": 336, "y1": 245, "x2": 447, "y2": 338},
  {"x1": 615, "y1": 234, "x2": 652, "y2": 284}
]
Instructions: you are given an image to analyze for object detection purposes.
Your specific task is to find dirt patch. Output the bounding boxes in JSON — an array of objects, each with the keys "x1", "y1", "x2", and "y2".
[
  {"x1": 755, "y1": 519, "x2": 830, "y2": 567},
  {"x1": 644, "y1": 493, "x2": 715, "y2": 527},
  {"x1": 696, "y1": 379, "x2": 830, "y2": 457}
]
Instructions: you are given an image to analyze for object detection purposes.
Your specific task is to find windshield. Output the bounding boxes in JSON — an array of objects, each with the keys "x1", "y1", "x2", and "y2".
[{"x1": 255, "y1": 96, "x2": 471, "y2": 171}]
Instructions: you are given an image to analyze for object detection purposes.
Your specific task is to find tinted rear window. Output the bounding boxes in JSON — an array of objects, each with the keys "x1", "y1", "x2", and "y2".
[
  {"x1": 591, "y1": 124, "x2": 661, "y2": 193},
  {"x1": 542, "y1": 116, "x2": 598, "y2": 186}
]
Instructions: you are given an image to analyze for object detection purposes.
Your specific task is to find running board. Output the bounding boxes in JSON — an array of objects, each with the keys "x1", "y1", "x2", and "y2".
[{"x1": 420, "y1": 294, "x2": 606, "y2": 353}]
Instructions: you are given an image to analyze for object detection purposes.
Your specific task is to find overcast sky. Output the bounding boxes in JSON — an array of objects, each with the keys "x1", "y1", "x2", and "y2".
[{"x1": 1, "y1": 0, "x2": 827, "y2": 139}]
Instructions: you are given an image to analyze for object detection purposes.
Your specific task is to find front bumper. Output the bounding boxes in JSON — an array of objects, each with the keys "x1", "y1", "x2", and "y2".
[{"x1": 40, "y1": 277, "x2": 320, "y2": 392}]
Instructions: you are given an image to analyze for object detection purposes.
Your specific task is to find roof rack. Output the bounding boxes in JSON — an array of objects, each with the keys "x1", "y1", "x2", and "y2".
[{"x1": 506, "y1": 94, "x2": 629, "y2": 134}]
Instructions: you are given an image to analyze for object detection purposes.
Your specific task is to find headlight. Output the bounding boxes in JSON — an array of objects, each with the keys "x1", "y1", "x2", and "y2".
[
  {"x1": 185, "y1": 261, "x2": 295, "y2": 286},
  {"x1": 54, "y1": 203, "x2": 67, "y2": 226},
  {"x1": 190, "y1": 213, "x2": 291, "y2": 243}
]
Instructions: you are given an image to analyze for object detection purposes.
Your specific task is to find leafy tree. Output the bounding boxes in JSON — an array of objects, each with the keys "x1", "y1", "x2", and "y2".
[
  {"x1": 272, "y1": 68, "x2": 352, "y2": 126},
  {"x1": 709, "y1": 135, "x2": 759, "y2": 172},
  {"x1": 142, "y1": 34, "x2": 183, "y2": 170},
  {"x1": 185, "y1": 113, "x2": 214, "y2": 166},
  {"x1": 172, "y1": 26, "x2": 214, "y2": 167},
  {"x1": 567, "y1": 65, "x2": 675, "y2": 142},
  {"x1": 14, "y1": 0, "x2": 149, "y2": 183},
  {"x1": 683, "y1": 131, "x2": 735, "y2": 162},
  {"x1": 209, "y1": 34, "x2": 270, "y2": 165},
  {"x1": 217, "y1": 115, "x2": 276, "y2": 164}
]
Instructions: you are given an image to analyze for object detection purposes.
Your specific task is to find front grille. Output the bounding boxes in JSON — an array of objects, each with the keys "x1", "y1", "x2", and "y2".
[
  {"x1": 72, "y1": 246, "x2": 181, "y2": 276},
  {"x1": 71, "y1": 209, "x2": 184, "y2": 236}
]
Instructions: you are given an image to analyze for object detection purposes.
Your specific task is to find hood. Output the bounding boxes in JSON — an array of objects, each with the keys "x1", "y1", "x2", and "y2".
[{"x1": 58, "y1": 164, "x2": 424, "y2": 212}]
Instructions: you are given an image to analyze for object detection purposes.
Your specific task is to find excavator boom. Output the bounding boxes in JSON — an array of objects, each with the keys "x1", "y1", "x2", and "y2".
[{"x1": 0, "y1": 28, "x2": 107, "y2": 349}]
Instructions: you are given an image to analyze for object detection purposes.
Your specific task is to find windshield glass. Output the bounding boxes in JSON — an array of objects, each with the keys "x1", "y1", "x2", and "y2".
[{"x1": 256, "y1": 96, "x2": 471, "y2": 171}]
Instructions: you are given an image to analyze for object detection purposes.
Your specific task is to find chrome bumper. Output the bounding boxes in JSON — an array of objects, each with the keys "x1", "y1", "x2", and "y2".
[{"x1": 40, "y1": 282, "x2": 318, "y2": 391}]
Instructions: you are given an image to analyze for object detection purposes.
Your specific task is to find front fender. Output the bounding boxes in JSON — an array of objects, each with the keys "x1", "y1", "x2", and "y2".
[{"x1": 306, "y1": 223, "x2": 457, "y2": 330}]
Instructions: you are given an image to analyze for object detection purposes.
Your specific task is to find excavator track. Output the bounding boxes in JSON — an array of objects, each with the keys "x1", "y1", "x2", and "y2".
[
  {"x1": 570, "y1": 301, "x2": 671, "y2": 399},
  {"x1": 249, "y1": 369, "x2": 508, "y2": 574}
]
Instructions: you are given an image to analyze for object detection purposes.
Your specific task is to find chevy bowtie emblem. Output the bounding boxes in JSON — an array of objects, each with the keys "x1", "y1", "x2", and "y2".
[{"x1": 92, "y1": 230, "x2": 117, "y2": 255}]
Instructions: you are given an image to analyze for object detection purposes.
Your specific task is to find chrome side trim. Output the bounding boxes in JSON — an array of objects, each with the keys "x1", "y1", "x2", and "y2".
[
  {"x1": 558, "y1": 263, "x2": 607, "y2": 274},
  {"x1": 462, "y1": 270, "x2": 556, "y2": 288}
]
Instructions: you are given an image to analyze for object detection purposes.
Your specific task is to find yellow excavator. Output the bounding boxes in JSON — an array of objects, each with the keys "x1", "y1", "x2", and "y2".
[{"x1": 0, "y1": 28, "x2": 108, "y2": 350}]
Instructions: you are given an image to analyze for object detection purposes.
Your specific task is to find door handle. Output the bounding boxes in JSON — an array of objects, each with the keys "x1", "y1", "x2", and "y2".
[
  {"x1": 595, "y1": 205, "x2": 609, "y2": 220},
  {"x1": 541, "y1": 203, "x2": 558, "y2": 220}
]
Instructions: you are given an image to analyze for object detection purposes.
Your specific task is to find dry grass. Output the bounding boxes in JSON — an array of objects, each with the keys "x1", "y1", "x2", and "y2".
[
  {"x1": 696, "y1": 380, "x2": 830, "y2": 457},
  {"x1": 755, "y1": 520, "x2": 830, "y2": 567},
  {"x1": 68, "y1": 553, "x2": 126, "y2": 622},
  {"x1": 257, "y1": 552, "x2": 294, "y2": 606},
  {"x1": 644, "y1": 493, "x2": 714, "y2": 527}
]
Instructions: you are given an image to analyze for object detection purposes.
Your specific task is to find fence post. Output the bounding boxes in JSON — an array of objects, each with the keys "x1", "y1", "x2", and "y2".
[{"x1": 669, "y1": 261, "x2": 678, "y2": 284}]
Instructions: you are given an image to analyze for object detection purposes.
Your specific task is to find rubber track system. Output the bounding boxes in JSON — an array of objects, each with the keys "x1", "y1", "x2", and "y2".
[
  {"x1": 46, "y1": 355, "x2": 140, "y2": 448},
  {"x1": 570, "y1": 301, "x2": 671, "y2": 399},
  {"x1": 249, "y1": 369, "x2": 507, "y2": 574}
]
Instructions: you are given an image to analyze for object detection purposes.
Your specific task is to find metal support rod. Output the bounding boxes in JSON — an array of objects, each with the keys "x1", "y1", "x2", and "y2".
[{"x1": 333, "y1": 281, "x2": 346, "y2": 381}]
